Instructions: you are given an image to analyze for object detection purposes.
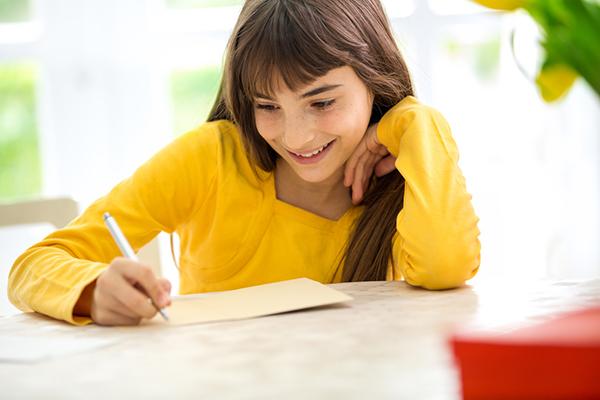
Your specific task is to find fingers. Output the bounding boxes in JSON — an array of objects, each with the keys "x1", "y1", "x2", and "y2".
[
  {"x1": 351, "y1": 152, "x2": 378, "y2": 205},
  {"x1": 103, "y1": 313, "x2": 140, "y2": 326},
  {"x1": 351, "y1": 154, "x2": 367, "y2": 204},
  {"x1": 90, "y1": 258, "x2": 172, "y2": 326},
  {"x1": 157, "y1": 278, "x2": 173, "y2": 307},
  {"x1": 115, "y1": 260, "x2": 170, "y2": 309},
  {"x1": 344, "y1": 141, "x2": 365, "y2": 187},
  {"x1": 91, "y1": 304, "x2": 141, "y2": 326},
  {"x1": 375, "y1": 155, "x2": 397, "y2": 177},
  {"x1": 120, "y1": 282, "x2": 161, "y2": 319},
  {"x1": 96, "y1": 266, "x2": 157, "y2": 319},
  {"x1": 365, "y1": 124, "x2": 387, "y2": 154},
  {"x1": 350, "y1": 151, "x2": 397, "y2": 204},
  {"x1": 158, "y1": 277, "x2": 172, "y2": 295},
  {"x1": 91, "y1": 280, "x2": 142, "y2": 325},
  {"x1": 344, "y1": 123, "x2": 390, "y2": 198},
  {"x1": 351, "y1": 164, "x2": 365, "y2": 205}
]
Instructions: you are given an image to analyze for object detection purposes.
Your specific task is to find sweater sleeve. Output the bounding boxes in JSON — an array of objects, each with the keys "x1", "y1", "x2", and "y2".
[
  {"x1": 377, "y1": 96, "x2": 480, "y2": 290},
  {"x1": 8, "y1": 121, "x2": 223, "y2": 324}
]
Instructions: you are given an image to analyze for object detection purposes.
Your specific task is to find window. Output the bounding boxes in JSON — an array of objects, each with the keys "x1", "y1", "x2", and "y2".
[
  {"x1": 0, "y1": 63, "x2": 40, "y2": 200},
  {"x1": 0, "y1": 0, "x2": 40, "y2": 201},
  {"x1": 0, "y1": 0, "x2": 31, "y2": 23},
  {"x1": 170, "y1": 66, "x2": 221, "y2": 135}
]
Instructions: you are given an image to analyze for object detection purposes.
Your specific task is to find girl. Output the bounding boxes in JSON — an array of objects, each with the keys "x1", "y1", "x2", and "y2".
[{"x1": 9, "y1": 0, "x2": 480, "y2": 326}]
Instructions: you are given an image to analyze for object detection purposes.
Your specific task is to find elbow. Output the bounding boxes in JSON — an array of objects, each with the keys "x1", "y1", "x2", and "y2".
[
  {"x1": 418, "y1": 255, "x2": 480, "y2": 290},
  {"x1": 402, "y1": 236, "x2": 481, "y2": 290}
]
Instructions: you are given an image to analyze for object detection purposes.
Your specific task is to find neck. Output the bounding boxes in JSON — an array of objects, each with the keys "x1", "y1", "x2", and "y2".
[{"x1": 275, "y1": 159, "x2": 352, "y2": 220}]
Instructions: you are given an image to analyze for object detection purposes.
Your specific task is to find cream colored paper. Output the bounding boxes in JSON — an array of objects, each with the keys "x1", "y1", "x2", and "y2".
[{"x1": 158, "y1": 278, "x2": 353, "y2": 326}]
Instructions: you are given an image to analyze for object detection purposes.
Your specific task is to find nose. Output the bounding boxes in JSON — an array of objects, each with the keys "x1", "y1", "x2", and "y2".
[{"x1": 281, "y1": 114, "x2": 315, "y2": 151}]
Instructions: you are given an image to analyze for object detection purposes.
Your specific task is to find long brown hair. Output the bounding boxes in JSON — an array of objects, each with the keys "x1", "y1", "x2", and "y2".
[{"x1": 208, "y1": 0, "x2": 414, "y2": 281}]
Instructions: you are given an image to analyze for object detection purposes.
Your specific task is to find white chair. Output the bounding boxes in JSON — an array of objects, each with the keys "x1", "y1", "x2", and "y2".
[
  {"x1": 0, "y1": 197, "x2": 162, "y2": 316},
  {"x1": 0, "y1": 197, "x2": 161, "y2": 270},
  {"x1": 0, "y1": 197, "x2": 79, "y2": 229}
]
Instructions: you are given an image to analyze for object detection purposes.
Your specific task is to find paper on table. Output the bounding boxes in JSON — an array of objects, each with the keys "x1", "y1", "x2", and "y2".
[
  {"x1": 0, "y1": 336, "x2": 115, "y2": 363},
  {"x1": 157, "y1": 278, "x2": 353, "y2": 326}
]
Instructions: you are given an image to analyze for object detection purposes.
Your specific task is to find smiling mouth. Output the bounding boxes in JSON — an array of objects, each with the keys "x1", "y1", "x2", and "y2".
[{"x1": 288, "y1": 140, "x2": 335, "y2": 158}]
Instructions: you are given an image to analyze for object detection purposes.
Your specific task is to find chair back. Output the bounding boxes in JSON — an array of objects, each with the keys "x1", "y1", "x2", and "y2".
[
  {"x1": 0, "y1": 197, "x2": 162, "y2": 271},
  {"x1": 0, "y1": 197, "x2": 79, "y2": 228}
]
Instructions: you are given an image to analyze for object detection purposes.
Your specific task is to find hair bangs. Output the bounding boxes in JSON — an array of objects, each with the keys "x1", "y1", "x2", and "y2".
[{"x1": 237, "y1": 0, "x2": 348, "y2": 102}]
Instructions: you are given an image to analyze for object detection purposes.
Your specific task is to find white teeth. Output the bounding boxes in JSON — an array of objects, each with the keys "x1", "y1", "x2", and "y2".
[{"x1": 294, "y1": 142, "x2": 330, "y2": 158}]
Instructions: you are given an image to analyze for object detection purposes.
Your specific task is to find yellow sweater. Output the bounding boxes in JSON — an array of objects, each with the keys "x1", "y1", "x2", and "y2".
[{"x1": 9, "y1": 96, "x2": 480, "y2": 325}]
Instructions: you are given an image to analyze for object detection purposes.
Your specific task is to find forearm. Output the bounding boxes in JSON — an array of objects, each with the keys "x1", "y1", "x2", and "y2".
[
  {"x1": 378, "y1": 97, "x2": 481, "y2": 289},
  {"x1": 9, "y1": 245, "x2": 106, "y2": 325}
]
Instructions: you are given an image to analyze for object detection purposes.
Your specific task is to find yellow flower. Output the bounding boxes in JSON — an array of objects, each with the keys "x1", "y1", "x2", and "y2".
[
  {"x1": 472, "y1": 0, "x2": 528, "y2": 11},
  {"x1": 535, "y1": 64, "x2": 578, "y2": 102}
]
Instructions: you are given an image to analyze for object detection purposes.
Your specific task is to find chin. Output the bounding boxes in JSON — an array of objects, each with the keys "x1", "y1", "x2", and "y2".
[{"x1": 291, "y1": 165, "x2": 338, "y2": 183}]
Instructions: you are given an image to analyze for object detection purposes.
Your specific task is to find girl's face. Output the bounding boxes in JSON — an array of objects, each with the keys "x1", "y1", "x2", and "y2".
[{"x1": 254, "y1": 66, "x2": 373, "y2": 184}]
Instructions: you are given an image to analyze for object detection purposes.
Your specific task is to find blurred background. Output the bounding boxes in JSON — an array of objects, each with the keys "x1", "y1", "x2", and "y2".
[{"x1": 1, "y1": 0, "x2": 599, "y2": 314}]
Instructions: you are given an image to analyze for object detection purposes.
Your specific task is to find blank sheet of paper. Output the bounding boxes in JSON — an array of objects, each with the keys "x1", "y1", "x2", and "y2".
[{"x1": 161, "y1": 278, "x2": 353, "y2": 326}]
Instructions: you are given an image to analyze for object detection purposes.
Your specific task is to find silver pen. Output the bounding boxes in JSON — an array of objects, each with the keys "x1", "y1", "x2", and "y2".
[{"x1": 103, "y1": 212, "x2": 169, "y2": 321}]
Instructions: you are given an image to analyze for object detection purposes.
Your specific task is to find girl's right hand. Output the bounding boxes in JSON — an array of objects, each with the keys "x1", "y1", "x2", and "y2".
[{"x1": 86, "y1": 257, "x2": 171, "y2": 326}]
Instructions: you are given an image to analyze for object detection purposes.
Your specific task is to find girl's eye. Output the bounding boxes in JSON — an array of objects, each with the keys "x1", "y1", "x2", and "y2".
[
  {"x1": 256, "y1": 104, "x2": 279, "y2": 112},
  {"x1": 312, "y1": 99, "x2": 335, "y2": 110}
]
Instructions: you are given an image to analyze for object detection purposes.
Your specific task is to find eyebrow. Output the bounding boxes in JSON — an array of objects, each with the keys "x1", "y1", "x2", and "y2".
[
  {"x1": 300, "y1": 84, "x2": 342, "y2": 98},
  {"x1": 255, "y1": 84, "x2": 342, "y2": 101}
]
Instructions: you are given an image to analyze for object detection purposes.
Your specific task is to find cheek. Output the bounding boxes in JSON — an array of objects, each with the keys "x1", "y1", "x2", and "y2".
[
  {"x1": 254, "y1": 113, "x2": 281, "y2": 142},
  {"x1": 320, "y1": 105, "x2": 370, "y2": 145}
]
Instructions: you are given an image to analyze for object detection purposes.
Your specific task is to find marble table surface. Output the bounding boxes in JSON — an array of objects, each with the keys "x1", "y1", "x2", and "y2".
[{"x1": 1, "y1": 278, "x2": 599, "y2": 400}]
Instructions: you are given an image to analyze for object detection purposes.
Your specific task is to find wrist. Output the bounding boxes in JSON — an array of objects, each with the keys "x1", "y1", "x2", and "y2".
[{"x1": 73, "y1": 280, "x2": 96, "y2": 317}]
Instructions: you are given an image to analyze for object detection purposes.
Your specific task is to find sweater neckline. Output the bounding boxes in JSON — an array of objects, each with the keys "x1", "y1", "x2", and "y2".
[{"x1": 266, "y1": 172, "x2": 361, "y2": 231}]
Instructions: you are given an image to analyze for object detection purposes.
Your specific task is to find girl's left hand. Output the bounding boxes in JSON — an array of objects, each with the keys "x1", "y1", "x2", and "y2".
[{"x1": 344, "y1": 123, "x2": 397, "y2": 205}]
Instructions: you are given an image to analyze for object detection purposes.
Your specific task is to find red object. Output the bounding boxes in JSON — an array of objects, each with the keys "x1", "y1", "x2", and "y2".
[{"x1": 450, "y1": 306, "x2": 600, "y2": 400}]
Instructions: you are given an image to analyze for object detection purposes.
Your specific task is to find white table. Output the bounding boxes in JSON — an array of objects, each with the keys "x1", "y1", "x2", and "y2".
[{"x1": 1, "y1": 278, "x2": 599, "y2": 400}]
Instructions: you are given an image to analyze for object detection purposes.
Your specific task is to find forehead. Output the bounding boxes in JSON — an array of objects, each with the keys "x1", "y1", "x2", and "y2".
[{"x1": 255, "y1": 66, "x2": 360, "y2": 98}]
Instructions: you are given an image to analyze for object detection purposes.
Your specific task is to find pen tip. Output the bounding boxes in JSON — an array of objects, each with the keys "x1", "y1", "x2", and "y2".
[{"x1": 103, "y1": 212, "x2": 111, "y2": 221}]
